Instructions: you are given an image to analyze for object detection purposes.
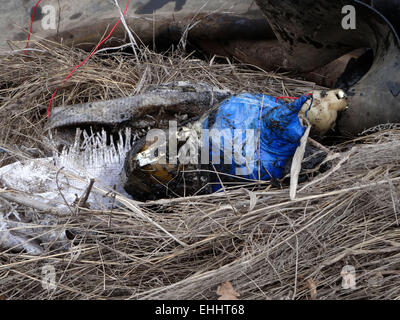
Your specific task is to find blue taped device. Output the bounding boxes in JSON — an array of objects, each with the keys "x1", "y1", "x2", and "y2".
[{"x1": 202, "y1": 93, "x2": 309, "y2": 191}]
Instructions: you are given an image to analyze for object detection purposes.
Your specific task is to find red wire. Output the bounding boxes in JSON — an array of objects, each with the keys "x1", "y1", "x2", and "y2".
[
  {"x1": 47, "y1": 0, "x2": 130, "y2": 117},
  {"x1": 25, "y1": 0, "x2": 131, "y2": 117},
  {"x1": 275, "y1": 96, "x2": 298, "y2": 103},
  {"x1": 275, "y1": 93, "x2": 313, "y2": 103},
  {"x1": 24, "y1": 0, "x2": 42, "y2": 55}
]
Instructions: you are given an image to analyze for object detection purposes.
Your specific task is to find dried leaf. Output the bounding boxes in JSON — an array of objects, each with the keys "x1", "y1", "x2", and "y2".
[
  {"x1": 306, "y1": 278, "x2": 317, "y2": 300},
  {"x1": 217, "y1": 281, "x2": 240, "y2": 300}
]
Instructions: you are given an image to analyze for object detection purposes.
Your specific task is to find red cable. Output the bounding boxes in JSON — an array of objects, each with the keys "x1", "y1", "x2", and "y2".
[
  {"x1": 47, "y1": 0, "x2": 130, "y2": 117},
  {"x1": 24, "y1": 0, "x2": 42, "y2": 55},
  {"x1": 275, "y1": 96, "x2": 299, "y2": 103},
  {"x1": 25, "y1": 0, "x2": 131, "y2": 117},
  {"x1": 275, "y1": 93, "x2": 313, "y2": 103}
]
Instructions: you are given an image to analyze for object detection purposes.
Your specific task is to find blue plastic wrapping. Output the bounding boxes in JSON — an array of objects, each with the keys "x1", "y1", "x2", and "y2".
[{"x1": 202, "y1": 93, "x2": 309, "y2": 191}]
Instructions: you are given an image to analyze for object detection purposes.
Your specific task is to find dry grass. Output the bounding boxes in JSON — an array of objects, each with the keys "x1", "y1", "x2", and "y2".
[
  {"x1": 0, "y1": 40, "x2": 319, "y2": 160},
  {"x1": 1, "y1": 42, "x2": 399, "y2": 300}
]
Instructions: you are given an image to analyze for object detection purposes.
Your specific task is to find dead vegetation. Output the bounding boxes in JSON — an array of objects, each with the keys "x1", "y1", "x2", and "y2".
[
  {"x1": 0, "y1": 40, "x2": 319, "y2": 159},
  {"x1": 1, "y1": 42, "x2": 400, "y2": 300}
]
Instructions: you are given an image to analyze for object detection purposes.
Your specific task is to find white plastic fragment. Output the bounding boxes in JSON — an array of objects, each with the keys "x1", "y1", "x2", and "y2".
[
  {"x1": 0, "y1": 128, "x2": 134, "y2": 211},
  {"x1": 0, "y1": 128, "x2": 135, "y2": 255}
]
